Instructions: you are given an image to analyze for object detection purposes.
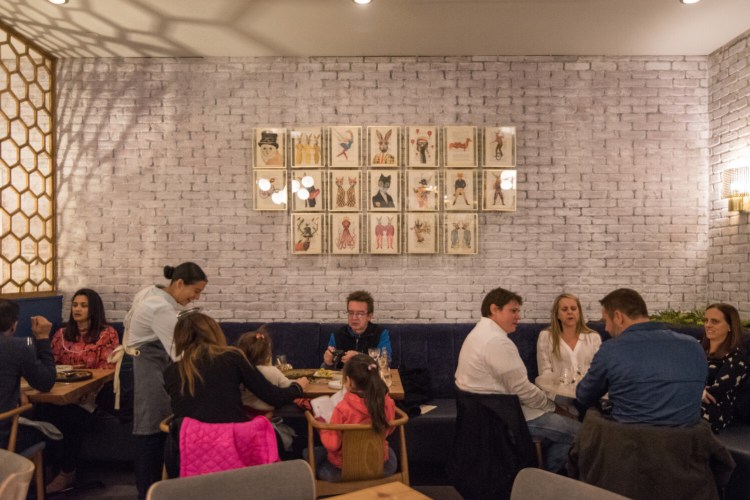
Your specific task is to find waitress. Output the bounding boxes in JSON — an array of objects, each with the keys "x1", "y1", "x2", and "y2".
[{"x1": 123, "y1": 262, "x2": 207, "y2": 499}]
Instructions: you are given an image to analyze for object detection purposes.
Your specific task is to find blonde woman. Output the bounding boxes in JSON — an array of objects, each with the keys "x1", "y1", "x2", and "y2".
[{"x1": 537, "y1": 293, "x2": 601, "y2": 383}]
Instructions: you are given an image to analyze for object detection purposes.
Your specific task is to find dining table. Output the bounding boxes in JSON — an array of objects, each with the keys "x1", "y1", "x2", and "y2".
[
  {"x1": 534, "y1": 372, "x2": 578, "y2": 399},
  {"x1": 284, "y1": 368, "x2": 405, "y2": 401},
  {"x1": 327, "y1": 481, "x2": 429, "y2": 499},
  {"x1": 22, "y1": 368, "x2": 115, "y2": 405}
]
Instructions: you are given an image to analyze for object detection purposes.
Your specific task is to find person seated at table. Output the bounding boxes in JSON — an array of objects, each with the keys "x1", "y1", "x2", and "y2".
[
  {"x1": 701, "y1": 303, "x2": 748, "y2": 433},
  {"x1": 576, "y1": 288, "x2": 706, "y2": 426},
  {"x1": 40, "y1": 288, "x2": 120, "y2": 493},
  {"x1": 0, "y1": 299, "x2": 56, "y2": 451},
  {"x1": 537, "y1": 293, "x2": 600, "y2": 413},
  {"x1": 163, "y1": 312, "x2": 308, "y2": 477},
  {"x1": 307, "y1": 354, "x2": 397, "y2": 481},
  {"x1": 237, "y1": 327, "x2": 294, "y2": 413},
  {"x1": 323, "y1": 290, "x2": 392, "y2": 369}
]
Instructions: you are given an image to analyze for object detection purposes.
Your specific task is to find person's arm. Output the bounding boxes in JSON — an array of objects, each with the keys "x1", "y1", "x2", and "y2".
[
  {"x1": 151, "y1": 305, "x2": 179, "y2": 360},
  {"x1": 486, "y1": 339, "x2": 555, "y2": 413},
  {"x1": 377, "y1": 329, "x2": 392, "y2": 365},
  {"x1": 536, "y1": 329, "x2": 554, "y2": 376},
  {"x1": 322, "y1": 334, "x2": 337, "y2": 368},
  {"x1": 236, "y1": 352, "x2": 304, "y2": 407},
  {"x1": 575, "y1": 348, "x2": 608, "y2": 408},
  {"x1": 319, "y1": 405, "x2": 344, "y2": 453},
  {"x1": 95, "y1": 326, "x2": 120, "y2": 368},
  {"x1": 21, "y1": 316, "x2": 56, "y2": 392}
]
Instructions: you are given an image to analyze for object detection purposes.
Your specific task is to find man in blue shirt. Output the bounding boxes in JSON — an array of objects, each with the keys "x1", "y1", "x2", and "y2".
[
  {"x1": 322, "y1": 290, "x2": 392, "y2": 369},
  {"x1": 576, "y1": 288, "x2": 706, "y2": 426}
]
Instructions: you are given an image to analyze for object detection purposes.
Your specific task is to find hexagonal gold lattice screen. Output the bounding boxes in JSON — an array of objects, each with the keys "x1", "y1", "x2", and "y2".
[{"x1": 0, "y1": 24, "x2": 55, "y2": 294}]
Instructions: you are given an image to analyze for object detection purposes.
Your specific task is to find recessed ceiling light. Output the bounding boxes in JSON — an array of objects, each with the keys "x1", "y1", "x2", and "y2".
[
  {"x1": 353, "y1": 0, "x2": 371, "y2": 4},
  {"x1": 680, "y1": 0, "x2": 700, "y2": 4},
  {"x1": 48, "y1": 0, "x2": 68, "y2": 4}
]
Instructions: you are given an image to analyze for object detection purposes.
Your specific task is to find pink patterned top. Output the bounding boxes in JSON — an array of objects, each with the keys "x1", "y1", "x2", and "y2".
[{"x1": 51, "y1": 325, "x2": 120, "y2": 369}]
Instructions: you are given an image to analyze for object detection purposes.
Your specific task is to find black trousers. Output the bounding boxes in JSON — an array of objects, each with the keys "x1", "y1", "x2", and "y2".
[{"x1": 133, "y1": 432, "x2": 166, "y2": 500}]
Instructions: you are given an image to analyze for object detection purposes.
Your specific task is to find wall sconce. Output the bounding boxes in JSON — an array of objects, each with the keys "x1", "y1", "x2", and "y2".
[{"x1": 721, "y1": 166, "x2": 750, "y2": 212}]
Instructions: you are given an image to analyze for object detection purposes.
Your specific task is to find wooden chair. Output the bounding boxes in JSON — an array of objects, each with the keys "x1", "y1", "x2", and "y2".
[
  {"x1": 0, "y1": 448, "x2": 35, "y2": 500},
  {"x1": 159, "y1": 415, "x2": 174, "y2": 480},
  {"x1": 0, "y1": 403, "x2": 45, "y2": 500},
  {"x1": 304, "y1": 407, "x2": 409, "y2": 498}
]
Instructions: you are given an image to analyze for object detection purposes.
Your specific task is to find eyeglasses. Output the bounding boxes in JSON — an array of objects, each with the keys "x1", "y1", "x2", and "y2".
[{"x1": 346, "y1": 311, "x2": 369, "y2": 318}]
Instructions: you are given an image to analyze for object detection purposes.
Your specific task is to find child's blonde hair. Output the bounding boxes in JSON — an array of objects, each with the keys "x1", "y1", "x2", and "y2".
[{"x1": 237, "y1": 325, "x2": 273, "y2": 366}]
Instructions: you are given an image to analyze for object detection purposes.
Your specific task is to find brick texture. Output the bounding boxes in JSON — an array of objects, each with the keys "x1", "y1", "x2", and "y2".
[
  {"x1": 55, "y1": 53, "x2": 713, "y2": 323},
  {"x1": 708, "y1": 30, "x2": 750, "y2": 314}
]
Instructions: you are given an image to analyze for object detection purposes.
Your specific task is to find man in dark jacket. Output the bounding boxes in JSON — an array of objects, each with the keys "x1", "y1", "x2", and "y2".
[
  {"x1": 0, "y1": 298, "x2": 56, "y2": 449},
  {"x1": 322, "y1": 290, "x2": 392, "y2": 369}
]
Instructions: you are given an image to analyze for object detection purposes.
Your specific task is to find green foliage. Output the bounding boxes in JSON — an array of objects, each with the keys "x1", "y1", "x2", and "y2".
[
  {"x1": 651, "y1": 307, "x2": 750, "y2": 329},
  {"x1": 649, "y1": 308, "x2": 706, "y2": 326}
]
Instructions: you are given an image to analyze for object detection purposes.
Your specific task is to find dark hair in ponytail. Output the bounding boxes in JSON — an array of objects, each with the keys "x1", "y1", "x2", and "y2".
[
  {"x1": 163, "y1": 262, "x2": 207, "y2": 285},
  {"x1": 343, "y1": 354, "x2": 389, "y2": 434}
]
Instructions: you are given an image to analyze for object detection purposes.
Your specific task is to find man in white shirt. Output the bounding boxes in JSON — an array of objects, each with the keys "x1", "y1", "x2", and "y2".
[{"x1": 455, "y1": 287, "x2": 580, "y2": 473}]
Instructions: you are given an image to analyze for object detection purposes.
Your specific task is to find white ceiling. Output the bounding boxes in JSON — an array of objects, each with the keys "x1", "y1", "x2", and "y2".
[{"x1": 1, "y1": 0, "x2": 749, "y2": 59}]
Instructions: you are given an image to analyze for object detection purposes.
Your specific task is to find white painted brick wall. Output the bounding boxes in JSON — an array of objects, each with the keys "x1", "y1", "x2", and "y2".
[
  {"x1": 708, "y1": 30, "x2": 750, "y2": 314},
  {"x1": 55, "y1": 53, "x2": 712, "y2": 323}
]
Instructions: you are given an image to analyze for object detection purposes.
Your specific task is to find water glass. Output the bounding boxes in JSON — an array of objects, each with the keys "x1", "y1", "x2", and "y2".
[
  {"x1": 275, "y1": 354, "x2": 289, "y2": 371},
  {"x1": 560, "y1": 367, "x2": 574, "y2": 385},
  {"x1": 368, "y1": 348, "x2": 380, "y2": 361}
]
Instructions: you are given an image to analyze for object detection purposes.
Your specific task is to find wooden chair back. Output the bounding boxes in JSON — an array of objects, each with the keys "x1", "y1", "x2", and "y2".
[
  {"x1": 0, "y1": 403, "x2": 45, "y2": 500},
  {"x1": 305, "y1": 407, "x2": 410, "y2": 498},
  {"x1": 0, "y1": 448, "x2": 35, "y2": 500}
]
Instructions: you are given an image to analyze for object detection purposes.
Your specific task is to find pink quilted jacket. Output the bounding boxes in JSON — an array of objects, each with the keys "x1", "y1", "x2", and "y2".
[{"x1": 179, "y1": 416, "x2": 279, "y2": 477}]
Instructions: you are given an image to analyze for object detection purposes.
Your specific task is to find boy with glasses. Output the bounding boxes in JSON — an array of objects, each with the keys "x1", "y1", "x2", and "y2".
[{"x1": 322, "y1": 290, "x2": 392, "y2": 369}]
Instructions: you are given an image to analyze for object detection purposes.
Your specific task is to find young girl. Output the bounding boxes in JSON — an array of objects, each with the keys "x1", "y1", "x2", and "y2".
[
  {"x1": 237, "y1": 327, "x2": 294, "y2": 413},
  {"x1": 313, "y1": 353, "x2": 397, "y2": 481}
]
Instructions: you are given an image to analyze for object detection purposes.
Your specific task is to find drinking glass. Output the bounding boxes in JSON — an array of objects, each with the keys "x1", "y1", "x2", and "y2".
[
  {"x1": 559, "y1": 366, "x2": 574, "y2": 385},
  {"x1": 378, "y1": 354, "x2": 392, "y2": 387},
  {"x1": 275, "y1": 354, "x2": 288, "y2": 371},
  {"x1": 368, "y1": 348, "x2": 380, "y2": 361}
]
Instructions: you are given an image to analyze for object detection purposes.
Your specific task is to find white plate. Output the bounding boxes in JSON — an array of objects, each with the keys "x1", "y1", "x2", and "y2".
[
  {"x1": 328, "y1": 380, "x2": 342, "y2": 389},
  {"x1": 56, "y1": 365, "x2": 73, "y2": 373}
]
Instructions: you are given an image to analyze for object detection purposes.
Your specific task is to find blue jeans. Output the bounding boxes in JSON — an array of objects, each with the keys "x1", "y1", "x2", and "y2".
[
  {"x1": 303, "y1": 446, "x2": 397, "y2": 481},
  {"x1": 526, "y1": 412, "x2": 580, "y2": 473}
]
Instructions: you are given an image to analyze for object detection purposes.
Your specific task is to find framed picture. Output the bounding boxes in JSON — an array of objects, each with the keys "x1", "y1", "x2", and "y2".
[
  {"x1": 406, "y1": 126, "x2": 439, "y2": 167},
  {"x1": 330, "y1": 213, "x2": 361, "y2": 255},
  {"x1": 291, "y1": 214, "x2": 324, "y2": 255},
  {"x1": 329, "y1": 126, "x2": 361, "y2": 167},
  {"x1": 406, "y1": 213, "x2": 438, "y2": 254},
  {"x1": 368, "y1": 169, "x2": 400, "y2": 211},
  {"x1": 445, "y1": 213, "x2": 478, "y2": 255},
  {"x1": 444, "y1": 126, "x2": 477, "y2": 167},
  {"x1": 483, "y1": 169, "x2": 517, "y2": 211},
  {"x1": 406, "y1": 169, "x2": 439, "y2": 211},
  {"x1": 291, "y1": 169, "x2": 324, "y2": 212},
  {"x1": 368, "y1": 214, "x2": 400, "y2": 254},
  {"x1": 328, "y1": 170, "x2": 361, "y2": 211},
  {"x1": 483, "y1": 126, "x2": 516, "y2": 167},
  {"x1": 253, "y1": 170, "x2": 287, "y2": 211},
  {"x1": 367, "y1": 126, "x2": 401, "y2": 167},
  {"x1": 254, "y1": 127, "x2": 286, "y2": 168},
  {"x1": 290, "y1": 126, "x2": 324, "y2": 167},
  {"x1": 444, "y1": 170, "x2": 477, "y2": 211}
]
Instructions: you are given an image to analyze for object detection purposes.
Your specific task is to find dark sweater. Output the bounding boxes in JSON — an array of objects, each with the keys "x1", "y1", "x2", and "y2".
[{"x1": 164, "y1": 349, "x2": 302, "y2": 423}]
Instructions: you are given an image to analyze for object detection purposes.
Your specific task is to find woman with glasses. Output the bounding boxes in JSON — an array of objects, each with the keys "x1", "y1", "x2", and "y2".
[
  {"x1": 123, "y1": 262, "x2": 208, "y2": 499},
  {"x1": 322, "y1": 290, "x2": 392, "y2": 369}
]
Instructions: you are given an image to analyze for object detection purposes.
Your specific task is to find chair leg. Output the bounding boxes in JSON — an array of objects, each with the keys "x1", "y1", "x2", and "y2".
[
  {"x1": 533, "y1": 438, "x2": 544, "y2": 469},
  {"x1": 32, "y1": 450, "x2": 45, "y2": 500}
]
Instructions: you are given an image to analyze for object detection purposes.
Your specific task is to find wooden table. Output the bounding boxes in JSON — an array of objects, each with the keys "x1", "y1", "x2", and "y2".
[
  {"x1": 327, "y1": 481, "x2": 429, "y2": 499},
  {"x1": 301, "y1": 369, "x2": 405, "y2": 401},
  {"x1": 23, "y1": 368, "x2": 115, "y2": 405},
  {"x1": 535, "y1": 373, "x2": 578, "y2": 399}
]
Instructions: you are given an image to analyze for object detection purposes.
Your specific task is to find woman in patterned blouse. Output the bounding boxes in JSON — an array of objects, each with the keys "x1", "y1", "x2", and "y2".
[
  {"x1": 701, "y1": 303, "x2": 748, "y2": 433},
  {"x1": 43, "y1": 288, "x2": 120, "y2": 493},
  {"x1": 51, "y1": 288, "x2": 119, "y2": 369}
]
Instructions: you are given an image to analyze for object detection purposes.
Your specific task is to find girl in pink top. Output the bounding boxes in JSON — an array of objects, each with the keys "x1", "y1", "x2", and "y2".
[
  {"x1": 314, "y1": 354, "x2": 397, "y2": 481},
  {"x1": 51, "y1": 288, "x2": 119, "y2": 369}
]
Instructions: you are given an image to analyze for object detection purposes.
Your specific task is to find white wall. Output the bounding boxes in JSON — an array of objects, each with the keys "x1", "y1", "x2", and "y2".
[
  {"x1": 55, "y1": 55, "x2": 711, "y2": 323},
  {"x1": 708, "y1": 31, "x2": 750, "y2": 313}
]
